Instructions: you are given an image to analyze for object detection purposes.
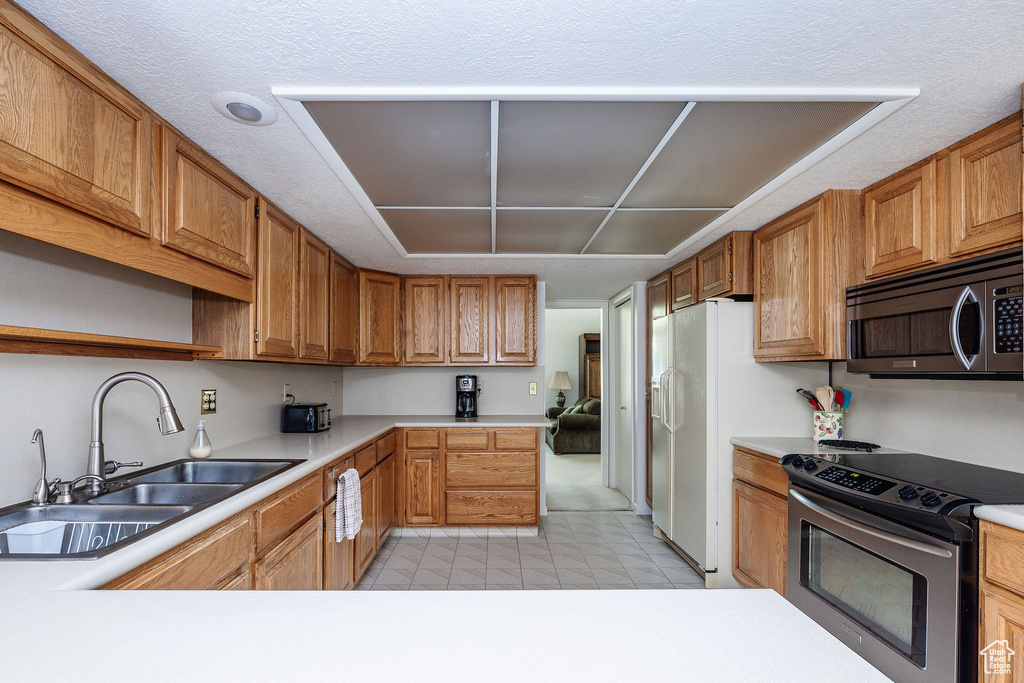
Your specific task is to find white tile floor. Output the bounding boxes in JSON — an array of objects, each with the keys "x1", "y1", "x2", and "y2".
[{"x1": 356, "y1": 512, "x2": 706, "y2": 590}]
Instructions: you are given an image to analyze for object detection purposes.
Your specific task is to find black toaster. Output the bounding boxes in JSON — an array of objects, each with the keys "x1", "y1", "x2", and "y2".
[{"x1": 281, "y1": 402, "x2": 331, "y2": 433}]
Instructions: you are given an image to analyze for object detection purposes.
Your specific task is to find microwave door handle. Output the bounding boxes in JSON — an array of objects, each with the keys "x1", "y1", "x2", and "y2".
[
  {"x1": 790, "y1": 489, "x2": 952, "y2": 558},
  {"x1": 949, "y1": 285, "x2": 979, "y2": 370}
]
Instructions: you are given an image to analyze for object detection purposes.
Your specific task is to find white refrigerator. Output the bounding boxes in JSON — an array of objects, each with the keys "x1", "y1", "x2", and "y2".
[{"x1": 650, "y1": 300, "x2": 823, "y2": 588}]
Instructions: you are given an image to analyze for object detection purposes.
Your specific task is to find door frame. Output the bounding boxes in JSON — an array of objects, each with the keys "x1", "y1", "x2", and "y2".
[
  {"x1": 545, "y1": 299, "x2": 611, "y2": 486},
  {"x1": 612, "y1": 283, "x2": 651, "y2": 514}
]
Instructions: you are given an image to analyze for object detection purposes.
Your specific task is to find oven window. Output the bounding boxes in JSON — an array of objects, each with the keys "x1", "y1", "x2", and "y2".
[{"x1": 804, "y1": 525, "x2": 928, "y2": 665}]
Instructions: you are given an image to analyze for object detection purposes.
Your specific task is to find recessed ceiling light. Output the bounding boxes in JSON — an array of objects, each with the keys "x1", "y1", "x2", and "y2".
[{"x1": 211, "y1": 91, "x2": 277, "y2": 126}]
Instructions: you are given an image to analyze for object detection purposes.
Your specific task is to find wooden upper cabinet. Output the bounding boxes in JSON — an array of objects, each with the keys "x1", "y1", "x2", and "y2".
[
  {"x1": 494, "y1": 276, "x2": 536, "y2": 365},
  {"x1": 754, "y1": 190, "x2": 862, "y2": 362},
  {"x1": 329, "y1": 252, "x2": 358, "y2": 364},
  {"x1": 404, "y1": 275, "x2": 448, "y2": 364},
  {"x1": 298, "y1": 229, "x2": 330, "y2": 360},
  {"x1": 0, "y1": 5, "x2": 154, "y2": 237},
  {"x1": 698, "y1": 232, "x2": 753, "y2": 301},
  {"x1": 948, "y1": 117, "x2": 1023, "y2": 259},
  {"x1": 255, "y1": 199, "x2": 300, "y2": 358},
  {"x1": 864, "y1": 159, "x2": 938, "y2": 279},
  {"x1": 450, "y1": 277, "x2": 492, "y2": 364},
  {"x1": 670, "y1": 258, "x2": 697, "y2": 310},
  {"x1": 358, "y1": 269, "x2": 401, "y2": 365},
  {"x1": 648, "y1": 271, "x2": 671, "y2": 321},
  {"x1": 160, "y1": 125, "x2": 257, "y2": 277}
]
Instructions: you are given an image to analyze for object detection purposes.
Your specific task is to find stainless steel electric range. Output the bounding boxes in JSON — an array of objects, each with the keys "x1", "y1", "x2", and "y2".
[{"x1": 781, "y1": 448, "x2": 1024, "y2": 683}]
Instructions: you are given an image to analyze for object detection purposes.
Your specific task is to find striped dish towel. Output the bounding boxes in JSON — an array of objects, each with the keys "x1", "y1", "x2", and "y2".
[{"x1": 335, "y1": 468, "x2": 362, "y2": 542}]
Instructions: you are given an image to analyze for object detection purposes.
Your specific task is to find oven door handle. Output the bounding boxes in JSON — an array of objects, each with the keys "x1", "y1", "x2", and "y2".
[{"x1": 790, "y1": 489, "x2": 953, "y2": 559}]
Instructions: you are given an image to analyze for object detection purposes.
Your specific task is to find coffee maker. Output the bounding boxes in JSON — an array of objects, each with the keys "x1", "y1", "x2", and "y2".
[{"x1": 455, "y1": 374, "x2": 479, "y2": 418}]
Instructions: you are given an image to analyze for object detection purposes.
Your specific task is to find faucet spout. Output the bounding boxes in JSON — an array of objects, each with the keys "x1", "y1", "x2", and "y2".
[
  {"x1": 31, "y1": 429, "x2": 48, "y2": 505},
  {"x1": 87, "y1": 372, "x2": 184, "y2": 493}
]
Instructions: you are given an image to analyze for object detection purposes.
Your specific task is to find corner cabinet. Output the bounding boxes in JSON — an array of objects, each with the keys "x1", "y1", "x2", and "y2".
[
  {"x1": 358, "y1": 269, "x2": 402, "y2": 365},
  {"x1": 753, "y1": 190, "x2": 862, "y2": 362}
]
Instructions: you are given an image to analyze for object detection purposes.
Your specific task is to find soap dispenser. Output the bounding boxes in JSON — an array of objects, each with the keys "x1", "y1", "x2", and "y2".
[{"x1": 189, "y1": 419, "x2": 212, "y2": 459}]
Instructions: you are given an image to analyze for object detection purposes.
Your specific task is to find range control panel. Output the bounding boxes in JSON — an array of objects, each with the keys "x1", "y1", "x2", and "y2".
[{"x1": 781, "y1": 454, "x2": 967, "y2": 512}]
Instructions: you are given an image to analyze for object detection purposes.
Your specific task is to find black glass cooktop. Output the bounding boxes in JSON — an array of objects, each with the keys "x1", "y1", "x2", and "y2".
[{"x1": 803, "y1": 451, "x2": 1024, "y2": 505}]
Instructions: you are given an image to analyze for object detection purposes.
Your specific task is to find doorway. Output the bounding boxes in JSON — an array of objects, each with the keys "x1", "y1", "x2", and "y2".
[{"x1": 543, "y1": 304, "x2": 629, "y2": 511}]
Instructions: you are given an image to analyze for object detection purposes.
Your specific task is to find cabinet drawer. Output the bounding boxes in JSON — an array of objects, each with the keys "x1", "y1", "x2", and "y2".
[
  {"x1": 492, "y1": 429, "x2": 537, "y2": 452},
  {"x1": 115, "y1": 515, "x2": 252, "y2": 590},
  {"x1": 733, "y1": 447, "x2": 788, "y2": 497},
  {"x1": 354, "y1": 443, "x2": 377, "y2": 477},
  {"x1": 444, "y1": 429, "x2": 490, "y2": 452},
  {"x1": 322, "y1": 457, "x2": 351, "y2": 502},
  {"x1": 981, "y1": 521, "x2": 1024, "y2": 597},
  {"x1": 446, "y1": 452, "x2": 538, "y2": 489},
  {"x1": 405, "y1": 428, "x2": 440, "y2": 450},
  {"x1": 445, "y1": 491, "x2": 537, "y2": 525},
  {"x1": 376, "y1": 430, "x2": 396, "y2": 461},
  {"x1": 255, "y1": 474, "x2": 322, "y2": 554}
]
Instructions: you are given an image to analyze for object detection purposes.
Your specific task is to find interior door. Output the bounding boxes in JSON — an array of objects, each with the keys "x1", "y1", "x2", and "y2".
[{"x1": 614, "y1": 299, "x2": 633, "y2": 503}]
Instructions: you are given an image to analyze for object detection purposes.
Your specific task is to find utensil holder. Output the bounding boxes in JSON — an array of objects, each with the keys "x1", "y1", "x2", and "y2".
[{"x1": 812, "y1": 411, "x2": 844, "y2": 441}]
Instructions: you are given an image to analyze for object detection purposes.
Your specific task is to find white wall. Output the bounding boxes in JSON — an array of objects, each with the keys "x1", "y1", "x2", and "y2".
[
  {"x1": 0, "y1": 234, "x2": 344, "y2": 508},
  {"x1": 830, "y1": 363, "x2": 1024, "y2": 473},
  {"x1": 543, "y1": 308, "x2": 601, "y2": 408}
]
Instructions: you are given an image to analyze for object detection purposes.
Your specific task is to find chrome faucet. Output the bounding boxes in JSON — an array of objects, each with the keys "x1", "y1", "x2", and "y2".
[
  {"x1": 31, "y1": 429, "x2": 49, "y2": 505},
  {"x1": 86, "y1": 372, "x2": 184, "y2": 493}
]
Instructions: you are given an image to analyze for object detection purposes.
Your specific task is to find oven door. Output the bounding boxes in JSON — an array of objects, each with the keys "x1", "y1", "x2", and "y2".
[
  {"x1": 847, "y1": 282, "x2": 985, "y2": 374},
  {"x1": 787, "y1": 486, "x2": 961, "y2": 683}
]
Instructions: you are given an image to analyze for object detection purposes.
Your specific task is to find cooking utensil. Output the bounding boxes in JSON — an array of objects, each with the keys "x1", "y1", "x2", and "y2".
[
  {"x1": 816, "y1": 386, "x2": 835, "y2": 412},
  {"x1": 797, "y1": 388, "x2": 822, "y2": 410},
  {"x1": 834, "y1": 388, "x2": 846, "y2": 411},
  {"x1": 838, "y1": 388, "x2": 851, "y2": 410}
]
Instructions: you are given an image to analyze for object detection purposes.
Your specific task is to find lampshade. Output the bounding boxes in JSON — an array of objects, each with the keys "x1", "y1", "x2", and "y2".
[{"x1": 548, "y1": 371, "x2": 572, "y2": 391}]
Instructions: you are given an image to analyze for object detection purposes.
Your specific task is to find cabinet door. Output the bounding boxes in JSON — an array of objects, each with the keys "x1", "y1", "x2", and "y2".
[
  {"x1": 698, "y1": 238, "x2": 732, "y2": 300},
  {"x1": 864, "y1": 160, "x2": 938, "y2": 278},
  {"x1": 299, "y1": 229, "x2": 330, "y2": 360},
  {"x1": 354, "y1": 468, "x2": 379, "y2": 579},
  {"x1": 255, "y1": 200, "x2": 300, "y2": 358},
  {"x1": 358, "y1": 270, "x2": 402, "y2": 365},
  {"x1": 732, "y1": 479, "x2": 787, "y2": 596},
  {"x1": 377, "y1": 454, "x2": 396, "y2": 546},
  {"x1": 329, "y1": 252, "x2": 358, "y2": 364},
  {"x1": 406, "y1": 450, "x2": 442, "y2": 525},
  {"x1": 161, "y1": 125, "x2": 257, "y2": 276},
  {"x1": 648, "y1": 271, "x2": 671, "y2": 320},
  {"x1": 0, "y1": 10, "x2": 154, "y2": 237},
  {"x1": 948, "y1": 119, "x2": 1023, "y2": 259},
  {"x1": 980, "y1": 589, "x2": 1024, "y2": 682},
  {"x1": 753, "y1": 200, "x2": 824, "y2": 359},
  {"x1": 494, "y1": 276, "x2": 536, "y2": 364},
  {"x1": 323, "y1": 500, "x2": 355, "y2": 590},
  {"x1": 450, "y1": 277, "x2": 492, "y2": 364},
  {"x1": 584, "y1": 355, "x2": 601, "y2": 398},
  {"x1": 403, "y1": 275, "x2": 447, "y2": 364},
  {"x1": 670, "y1": 258, "x2": 698, "y2": 310},
  {"x1": 254, "y1": 514, "x2": 323, "y2": 591}
]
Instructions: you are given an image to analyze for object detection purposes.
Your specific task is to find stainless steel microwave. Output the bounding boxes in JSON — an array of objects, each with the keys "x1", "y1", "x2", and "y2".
[{"x1": 846, "y1": 249, "x2": 1023, "y2": 378}]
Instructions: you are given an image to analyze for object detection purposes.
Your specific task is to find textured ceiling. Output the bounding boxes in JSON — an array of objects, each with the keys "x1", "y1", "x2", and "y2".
[{"x1": 19, "y1": 0, "x2": 1024, "y2": 299}]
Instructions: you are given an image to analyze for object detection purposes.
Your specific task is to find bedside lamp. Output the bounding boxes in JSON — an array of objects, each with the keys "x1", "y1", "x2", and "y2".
[{"x1": 548, "y1": 371, "x2": 572, "y2": 408}]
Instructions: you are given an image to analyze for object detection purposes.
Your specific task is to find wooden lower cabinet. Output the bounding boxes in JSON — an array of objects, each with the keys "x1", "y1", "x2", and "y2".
[
  {"x1": 377, "y1": 454, "x2": 396, "y2": 545},
  {"x1": 980, "y1": 520, "x2": 1024, "y2": 681},
  {"x1": 218, "y1": 570, "x2": 252, "y2": 591},
  {"x1": 354, "y1": 468, "x2": 379, "y2": 578},
  {"x1": 405, "y1": 449, "x2": 443, "y2": 526},
  {"x1": 323, "y1": 500, "x2": 355, "y2": 591},
  {"x1": 732, "y1": 478, "x2": 787, "y2": 596},
  {"x1": 446, "y1": 491, "x2": 537, "y2": 525},
  {"x1": 981, "y1": 589, "x2": 1024, "y2": 682},
  {"x1": 254, "y1": 513, "x2": 323, "y2": 590}
]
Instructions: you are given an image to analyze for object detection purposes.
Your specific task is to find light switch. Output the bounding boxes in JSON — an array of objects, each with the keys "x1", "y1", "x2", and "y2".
[
  {"x1": 529, "y1": 382, "x2": 537, "y2": 395},
  {"x1": 201, "y1": 389, "x2": 217, "y2": 414}
]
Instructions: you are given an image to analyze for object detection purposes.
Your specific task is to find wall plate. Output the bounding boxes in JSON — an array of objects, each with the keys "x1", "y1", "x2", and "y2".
[{"x1": 201, "y1": 389, "x2": 217, "y2": 414}]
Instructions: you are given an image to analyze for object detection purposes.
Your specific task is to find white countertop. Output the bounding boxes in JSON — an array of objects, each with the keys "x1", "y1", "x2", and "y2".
[
  {"x1": 1, "y1": 588, "x2": 891, "y2": 683},
  {"x1": 974, "y1": 505, "x2": 1024, "y2": 533},
  {"x1": 729, "y1": 436, "x2": 908, "y2": 459},
  {"x1": 0, "y1": 414, "x2": 550, "y2": 593}
]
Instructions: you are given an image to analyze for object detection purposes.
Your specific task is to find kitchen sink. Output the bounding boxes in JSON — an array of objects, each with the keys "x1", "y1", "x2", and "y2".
[
  {"x1": 120, "y1": 459, "x2": 301, "y2": 484},
  {"x1": 88, "y1": 483, "x2": 243, "y2": 506},
  {"x1": 0, "y1": 504, "x2": 191, "y2": 559}
]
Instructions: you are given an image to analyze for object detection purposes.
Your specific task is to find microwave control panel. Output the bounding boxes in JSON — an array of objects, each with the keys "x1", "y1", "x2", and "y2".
[{"x1": 993, "y1": 288, "x2": 1022, "y2": 354}]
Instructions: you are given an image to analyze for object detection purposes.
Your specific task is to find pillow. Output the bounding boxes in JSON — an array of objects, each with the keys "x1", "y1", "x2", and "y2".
[
  {"x1": 565, "y1": 404, "x2": 582, "y2": 414},
  {"x1": 581, "y1": 399, "x2": 601, "y2": 415},
  {"x1": 572, "y1": 397, "x2": 589, "y2": 408}
]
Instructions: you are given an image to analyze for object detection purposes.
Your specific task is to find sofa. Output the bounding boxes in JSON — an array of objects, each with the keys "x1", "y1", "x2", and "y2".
[{"x1": 546, "y1": 397, "x2": 601, "y2": 454}]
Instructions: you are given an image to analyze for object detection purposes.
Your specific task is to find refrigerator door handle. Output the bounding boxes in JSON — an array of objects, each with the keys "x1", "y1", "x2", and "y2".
[
  {"x1": 657, "y1": 369, "x2": 671, "y2": 429},
  {"x1": 663, "y1": 369, "x2": 676, "y2": 434}
]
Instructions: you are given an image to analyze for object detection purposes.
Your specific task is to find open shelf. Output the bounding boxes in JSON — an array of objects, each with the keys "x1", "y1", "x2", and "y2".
[{"x1": 0, "y1": 325, "x2": 223, "y2": 362}]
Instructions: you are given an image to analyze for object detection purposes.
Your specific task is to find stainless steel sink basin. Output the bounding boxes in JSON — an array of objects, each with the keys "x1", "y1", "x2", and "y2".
[
  {"x1": 120, "y1": 459, "x2": 300, "y2": 484},
  {"x1": 88, "y1": 483, "x2": 243, "y2": 506},
  {"x1": 0, "y1": 504, "x2": 191, "y2": 559}
]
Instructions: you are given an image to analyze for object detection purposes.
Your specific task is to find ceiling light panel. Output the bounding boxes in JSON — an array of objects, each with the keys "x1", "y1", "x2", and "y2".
[
  {"x1": 586, "y1": 209, "x2": 725, "y2": 254},
  {"x1": 621, "y1": 101, "x2": 877, "y2": 208},
  {"x1": 304, "y1": 101, "x2": 491, "y2": 207},
  {"x1": 377, "y1": 208, "x2": 491, "y2": 253},
  {"x1": 496, "y1": 209, "x2": 607, "y2": 253},
  {"x1": 496, "y1": 101, "x2": 686, "y2": 207}
]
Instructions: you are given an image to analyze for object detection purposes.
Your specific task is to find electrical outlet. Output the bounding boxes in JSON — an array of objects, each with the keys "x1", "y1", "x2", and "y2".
[
  {"x1": 283, "y1": 384, "x2": 291, "y2": 403},
  {"x1": 201, "y1": 389, "x2": 217, "y2": 414},
  {"x1": 529, "y1": 382, "x2": 537, "y2": 395}
]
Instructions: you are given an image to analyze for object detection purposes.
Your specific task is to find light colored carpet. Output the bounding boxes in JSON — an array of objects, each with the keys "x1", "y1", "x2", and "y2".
[{"x1": 545, "y1": 445, "x2": 631, "y2": 511}]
